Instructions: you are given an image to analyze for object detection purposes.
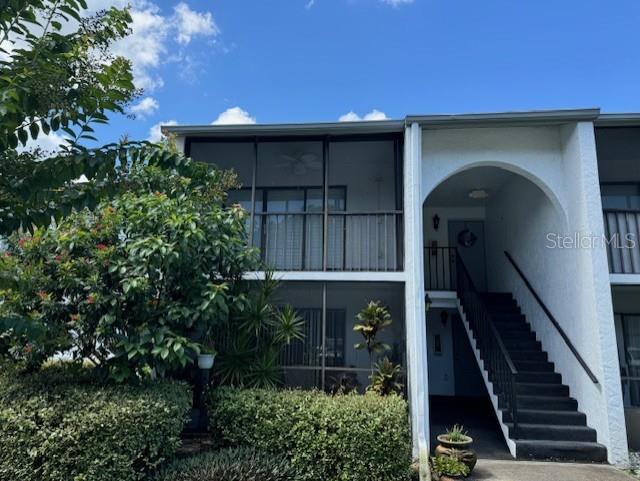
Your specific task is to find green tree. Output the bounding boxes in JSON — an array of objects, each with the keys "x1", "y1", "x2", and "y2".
[
  {"x1": 0, "y1": 1, "x2": 196, "y2": 233},
  {"x1": 0, "y1": 166, "x2": 258, "y2": 379},
  {"x1": 353, "y1": 301, "x2": 393, "y2": 373}
]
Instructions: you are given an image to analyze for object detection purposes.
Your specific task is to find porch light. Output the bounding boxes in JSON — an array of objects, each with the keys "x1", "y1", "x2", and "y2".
[
  {"x1": 468, "y1": 189, "x2": 489, "y2": 200},
  {"x1": 432, "y1": 214, "x2": 440, "y2": 231}
]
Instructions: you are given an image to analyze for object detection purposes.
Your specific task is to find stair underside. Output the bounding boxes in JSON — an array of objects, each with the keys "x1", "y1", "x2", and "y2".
[{"x1": 464, "y1": 293, "x2": 607, "y2": 463}]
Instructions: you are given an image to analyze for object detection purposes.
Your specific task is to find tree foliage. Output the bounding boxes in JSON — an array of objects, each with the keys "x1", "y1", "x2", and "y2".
[
  {"x1": 0, "y1": 166, "x2": 259, "y2": 379},
  {"x1": 0, "y1": 1, "x2": 199, "y2": 233}
]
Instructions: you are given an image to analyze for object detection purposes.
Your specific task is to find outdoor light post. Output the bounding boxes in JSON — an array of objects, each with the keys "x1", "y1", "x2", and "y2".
[{"x1": 194, "y1": 353, "x2": 215, "y2": 432}]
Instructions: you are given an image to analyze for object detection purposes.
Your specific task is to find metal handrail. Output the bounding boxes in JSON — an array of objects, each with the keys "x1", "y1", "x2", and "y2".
[
  {"x1": 504, "y1": 250, "x2": 599, "y2": 385},
  {"x1": 455, "y1": 250, "x2": 519, "y2": 438}
]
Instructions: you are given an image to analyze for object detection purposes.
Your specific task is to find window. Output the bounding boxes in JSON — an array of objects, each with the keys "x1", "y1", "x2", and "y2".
[
  {"x1": 601, "y1": 183, "x2": 640, "y2": 210},
  {"x1": 275, "y1": 282, "x2": 405, "y2": 392},
  {"x1": 616, "y1": 313, "x2": 640, "y2": 407}
]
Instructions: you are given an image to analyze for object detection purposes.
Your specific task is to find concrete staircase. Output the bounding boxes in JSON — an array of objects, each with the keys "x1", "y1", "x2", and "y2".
[{"x1": 477, "y1": 292, "x2": 607, "y2": 462}]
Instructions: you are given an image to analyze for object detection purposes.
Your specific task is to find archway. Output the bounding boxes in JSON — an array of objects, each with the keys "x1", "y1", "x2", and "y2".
[{"x1": 422, "y1": 164, "x2": 567, "y2": 459}]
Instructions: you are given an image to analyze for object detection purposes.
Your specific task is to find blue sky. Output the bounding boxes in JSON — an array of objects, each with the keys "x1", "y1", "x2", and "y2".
[{"x1": 94, "y1": 0, "x2": 640, "y2": 144}]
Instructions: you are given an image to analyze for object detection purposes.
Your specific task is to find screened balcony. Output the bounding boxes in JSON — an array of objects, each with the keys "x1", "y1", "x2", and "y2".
[{"x1": 188, "y1": 136, "x2": 404, "y2": 271}]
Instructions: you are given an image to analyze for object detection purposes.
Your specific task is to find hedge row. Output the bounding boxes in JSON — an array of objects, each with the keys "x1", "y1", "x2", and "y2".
[
  {"x1": 0, "y1": 364, "x2": 191, "y2": 481},
  {"x1": 208, "y1": 388, "x2": 412, "y2": 481}
]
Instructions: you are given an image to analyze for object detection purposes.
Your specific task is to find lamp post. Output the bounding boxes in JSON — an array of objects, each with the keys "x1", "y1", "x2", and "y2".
[{"x1": 194, "y1": 353, "x2": 215, "y2": 432}]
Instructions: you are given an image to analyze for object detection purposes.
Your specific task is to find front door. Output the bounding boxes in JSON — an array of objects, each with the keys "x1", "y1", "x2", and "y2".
[{"x1": 448, "y1": 220, "x2": 487, "y2": 292}]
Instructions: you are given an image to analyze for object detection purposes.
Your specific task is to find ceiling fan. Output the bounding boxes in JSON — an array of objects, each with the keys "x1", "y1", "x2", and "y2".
[{"x1": 277, "y1": 152, "x2": 322, "y2": 175}]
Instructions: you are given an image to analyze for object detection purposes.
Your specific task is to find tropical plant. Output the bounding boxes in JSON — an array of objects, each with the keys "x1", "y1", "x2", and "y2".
[
  {"x1": 353, "y1": 300, "x2": 392, "y2": 371},
  {"x1": 430, "y1": 456, "x2": 470, "y2": 479},
  {"x1": 0, "y1": 1, "x2": 214, "y2": 234},
  {"x1": 0, "y1": 167, "x2": 260, "y2": 380},
  {"x1": 214, "y1": 271, "x2": 305, "y2": 388},
  {"x1": 367, "y1": 357, "x2": 403, "y2": 396}
]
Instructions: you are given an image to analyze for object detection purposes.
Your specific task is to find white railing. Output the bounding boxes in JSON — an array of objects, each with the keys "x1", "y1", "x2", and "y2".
[{"x1": 253, "y1": 211, "x2": 403, "y2": 271}]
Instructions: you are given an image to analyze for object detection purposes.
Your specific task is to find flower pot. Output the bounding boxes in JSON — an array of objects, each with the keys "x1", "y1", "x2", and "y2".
[
  {"x1": 197, "y1": 353, "x2": 215, "y2": 370},
  {"x1": 435, "y1": 435, "x2": 477, "y2": 474},
  {"x1": 436, "y1": 434, "x2": 473, "y2": 450}
]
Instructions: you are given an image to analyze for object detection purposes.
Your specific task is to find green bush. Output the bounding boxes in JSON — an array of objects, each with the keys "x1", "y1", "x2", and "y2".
[
  {"x1": 209, "y1": 388, "x2": 412, "y2": 481},
  {"x1": 157, "y1": 447, "x2": 295, "y2": 481},
  {"x1": 0, "y1": 365, "x2": 191, "y2": 481}
]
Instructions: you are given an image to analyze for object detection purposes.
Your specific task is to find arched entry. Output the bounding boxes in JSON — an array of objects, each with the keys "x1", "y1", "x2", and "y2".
[{"x1": 421, "y1": 164, "x2": 599, "y2": 461}]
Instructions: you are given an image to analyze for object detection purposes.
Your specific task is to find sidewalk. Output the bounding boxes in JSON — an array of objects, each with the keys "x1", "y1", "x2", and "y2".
[{"x1": 470, "y1": 459, "x2": 636, "y2": 481}]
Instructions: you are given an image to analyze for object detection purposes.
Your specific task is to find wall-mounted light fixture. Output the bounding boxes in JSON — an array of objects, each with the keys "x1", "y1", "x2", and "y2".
[{"x1": 432, "y1": 214, "x2": 440, "y2": 231}]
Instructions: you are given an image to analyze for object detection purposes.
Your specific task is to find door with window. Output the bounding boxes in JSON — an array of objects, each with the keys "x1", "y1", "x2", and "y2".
[{"x1": 260, "y1": 187, "x2": 345, "y2": 270}]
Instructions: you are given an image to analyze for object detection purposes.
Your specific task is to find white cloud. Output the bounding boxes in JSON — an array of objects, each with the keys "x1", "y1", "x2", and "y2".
[
  {"x1": 305, "y1": 0, "x2": 316, "y2": 9},
  {"x1": 130, "y1": 96, "x2": 159, "y2": 117},
  {"x1": 107, "y1": 1, "x2": 220, "y2": 92},
  {"x1": 380, "y1": 0, "x2": 414, "y2": 5},
  {"x1": 338, "y1": 109, "x2": 389, "y2": 122},
  {"x1": 148, "y1": 119, "x2": 178, "y2": 142},
  {"x1": 212, "y1": 107, "x2": 256, "y2": 125},
  {"x1": 173, "y1": 2, "x2": 218, "y2": 45}
]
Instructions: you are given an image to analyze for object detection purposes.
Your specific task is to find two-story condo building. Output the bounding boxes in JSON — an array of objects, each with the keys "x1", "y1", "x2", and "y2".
[{"x1": 165, "y1": 108, "x2": 640, "y2": 467}]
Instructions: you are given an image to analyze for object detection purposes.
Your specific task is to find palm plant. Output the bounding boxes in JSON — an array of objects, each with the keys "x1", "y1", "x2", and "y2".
[
  {"x1": 214, "y1": 270, "x2": 305, "y2": 388},
  {"x1": 367, "y1": 357, "x2": 403, "y2": 396},
  {"x1": 353, "y1": 301, "x2": 392, "y2": 372}
]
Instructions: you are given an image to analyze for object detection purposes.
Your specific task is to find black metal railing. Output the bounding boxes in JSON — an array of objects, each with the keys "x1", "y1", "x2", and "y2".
[
  {"x1": 603, "y1": 209, "x2": 640, "y2": 274},
  {"x1": 424, "y1": 246, "x2": 457, "y2": 290},
  {"x1": 253, "y1": 211, "x2": 403, "y2": 272},
  {"x1": 504, "y1": 251, "x2": 599, "y2": 385},
  {"x1": 455, "y1": 251, "x2": 520, "y2": 438}
]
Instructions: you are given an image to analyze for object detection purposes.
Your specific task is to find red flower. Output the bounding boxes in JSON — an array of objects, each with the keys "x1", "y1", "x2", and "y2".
[
  {"x1": 37, "y1": 291, "x2": 49, "y2": 301},
  {"x1": 96, "y1": 243, "x2": 107, "y2": 251},
  {"x1": 87, "y1": 294, "x2": 96, "y2": 305},
  {"x1": 54, "y1": 254, "x2": 62, "y2": 262},
  {"x1": 24, "y1": 343, "x2": 33, "y2": 354},
  {"x1": 18, "y1": 238, "x2": 26, "y2": 247}
]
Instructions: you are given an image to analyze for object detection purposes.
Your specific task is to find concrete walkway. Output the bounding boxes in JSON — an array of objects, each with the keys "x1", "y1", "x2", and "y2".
[{"x1": 471, "y1": 459, "x2": 636, "y2": 481}]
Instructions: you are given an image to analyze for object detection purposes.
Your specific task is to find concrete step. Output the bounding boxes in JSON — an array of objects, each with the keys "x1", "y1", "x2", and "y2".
[
  {"x1": 514, "y1": 395, "x2": 578, "y2": 411},
  {"x1": 501, "y1": 408, "x2": 587, "y2": 426},
  {"x1": 510, "y1": 350, "x2": 548, "y2": 362},
  {"x1": 506, "y1": 423, "x2": 597, "y2": 442},
  {"x1": 513, "y1": 360, "x2": 555, "y2": 372},
  {"x1": 516, "y1": 371, "x2": 561, "y2": 384},
  {"x1": 504, "y1": 338, "x2": 542, "y2": 350},
  {"x1": 499, "y1": 330, "x2": 537, "y2": 341},
  {"x1": 515, "y1": 440, "x2": 607, "y2": 462},
  {"x1": 516, "y1": 382, "x2": 569, "y2": 397}
]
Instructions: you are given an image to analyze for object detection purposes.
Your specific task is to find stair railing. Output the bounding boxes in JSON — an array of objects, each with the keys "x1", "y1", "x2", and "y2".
[
  {"x1": 455, "y1": 251, "x2": 520, "y2": 438},
  {"x1": 503, "y1": 251, "x2": 599, "y2": 385}
]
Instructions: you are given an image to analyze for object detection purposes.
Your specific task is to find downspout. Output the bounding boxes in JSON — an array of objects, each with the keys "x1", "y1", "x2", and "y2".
[{"x1": 403, "y1": 122, "x2": 431, "y2": 480}]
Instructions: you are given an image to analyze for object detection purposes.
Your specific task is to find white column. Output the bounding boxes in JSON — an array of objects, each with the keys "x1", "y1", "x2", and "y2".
[{"x1": 404, "y1": 123, "x2": 430, "y2": 478}]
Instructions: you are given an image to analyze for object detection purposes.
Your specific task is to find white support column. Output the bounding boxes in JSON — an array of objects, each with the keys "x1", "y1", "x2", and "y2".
[{"x1": 404, "y1": 123, "x2": 430, "y2": 478}]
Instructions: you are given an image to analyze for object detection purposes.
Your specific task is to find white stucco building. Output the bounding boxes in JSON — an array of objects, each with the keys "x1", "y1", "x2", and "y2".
[{"x1": 165, "y1": 108, "x2": 640, "y2": 467}]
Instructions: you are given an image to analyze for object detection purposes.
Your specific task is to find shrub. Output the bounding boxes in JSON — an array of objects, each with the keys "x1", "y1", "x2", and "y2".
[
  {"x1": 209, "y1": 388, "x2": 411, "y2": 481},
  {"x1": 0, "y1": 364, "x2": 191, "y2": 481},
  {"x1": 157, "y1": 447, "x2": 295, "y2": 481}
]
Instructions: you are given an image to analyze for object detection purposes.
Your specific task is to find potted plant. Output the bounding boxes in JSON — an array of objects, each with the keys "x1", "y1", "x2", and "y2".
[
  {"x1": 437, "y1": 424, "x2": 473, "y2": 449},
  {"x1": 430, "y1": 456, "x2": 470, "y2": 481},
  {"x1": 197, "y1": 330, "x2": 217, "y2": 370},
  {"x1": 435, "y1": 425, "x2": 477, "y2": 473}
]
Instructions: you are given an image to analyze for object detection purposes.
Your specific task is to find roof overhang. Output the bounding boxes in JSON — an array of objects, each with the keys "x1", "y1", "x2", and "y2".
[
  {"x1": 594, "y1": 113, "x2": 640, "y2": 127},
  {"x1": 162, "y1": 120, "x2": 405, "y2": 138},
  {"x1": 406, "y1": 108, "x2": 601, "y2": 129}
]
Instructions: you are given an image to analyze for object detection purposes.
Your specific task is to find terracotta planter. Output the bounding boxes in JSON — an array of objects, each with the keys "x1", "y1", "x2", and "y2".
[
  {"x1": 436, "y1": 434, "x2": 473, "y2": 449},
  {"x1": 435, "y1": 434, "x2": 477, "y2": 474},
  {"x1": 439, "y1": 476, "x2": 465, "y2": 481}
]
